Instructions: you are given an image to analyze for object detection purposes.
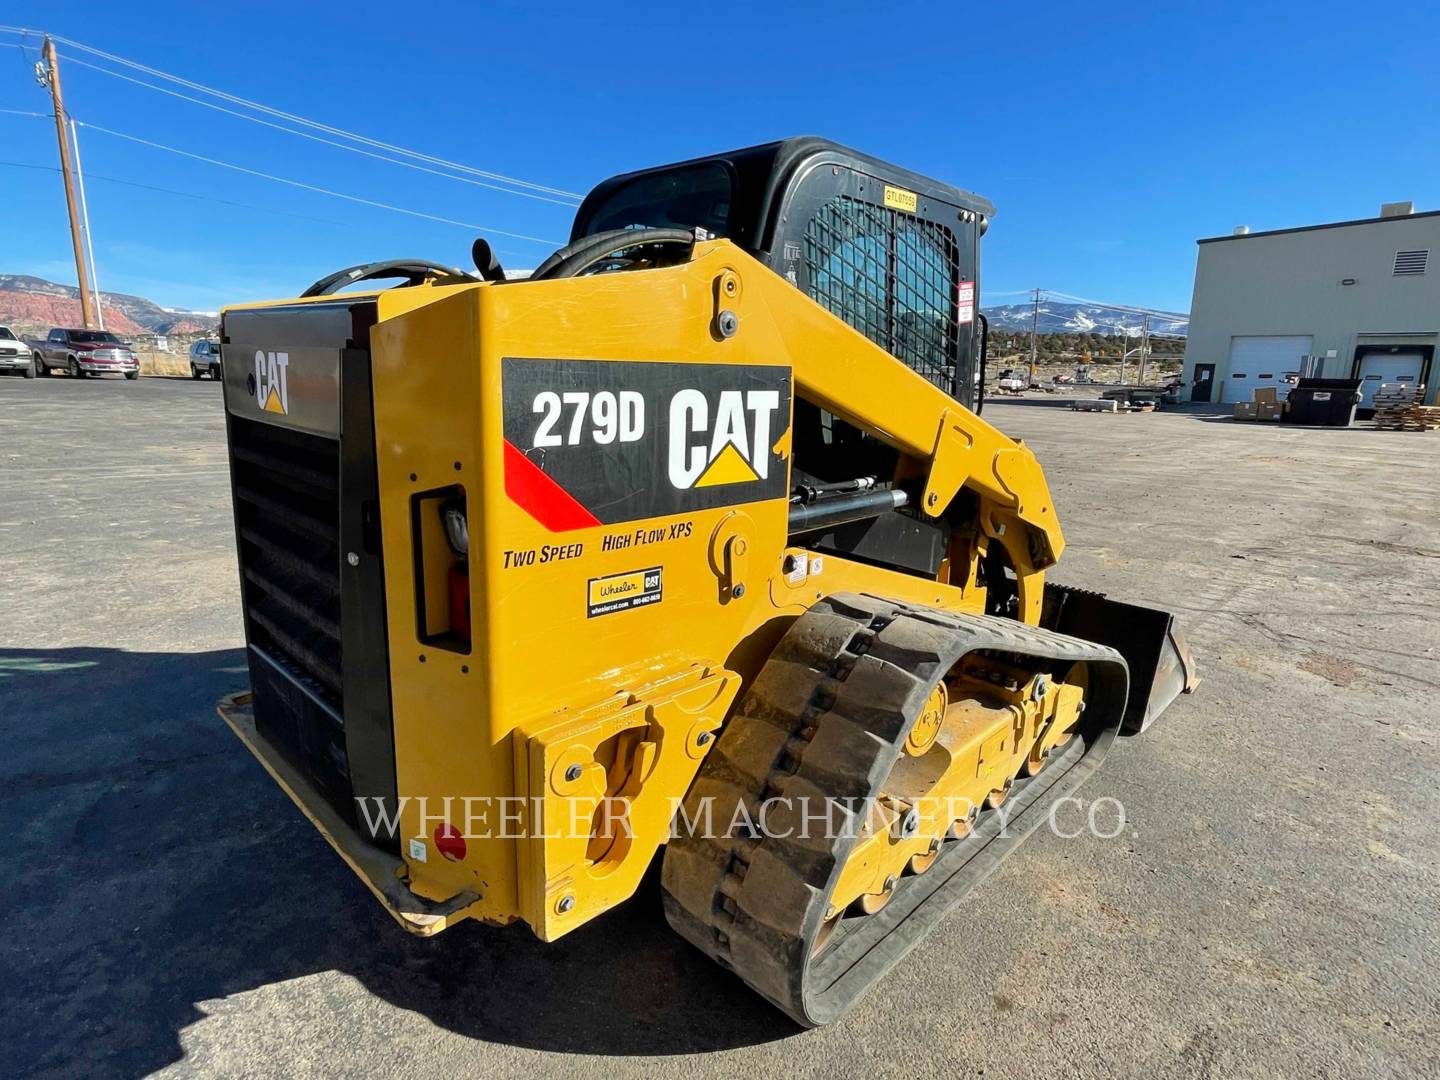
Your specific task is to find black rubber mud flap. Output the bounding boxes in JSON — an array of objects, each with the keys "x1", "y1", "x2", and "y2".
[
  {"x1": 661, "y1": 593, "x2": 1130, "y2": 1027},
  {"x1": 1040, "y1": 582, "x2": 1199, "y2": 734}
]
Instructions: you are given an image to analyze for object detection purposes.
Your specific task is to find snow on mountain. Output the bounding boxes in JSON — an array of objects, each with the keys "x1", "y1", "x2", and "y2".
[{"x1": 982, "y1": 301, "x2": 1188, "y2": 337}]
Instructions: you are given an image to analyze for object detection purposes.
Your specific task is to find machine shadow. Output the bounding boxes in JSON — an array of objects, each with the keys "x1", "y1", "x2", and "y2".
[
  {"x1": 1183, "y1": 414, "x2": 1391, "y2": 431},
  {"x1": 0, "y1": 646, "x2": 793, "y2": 1077}
]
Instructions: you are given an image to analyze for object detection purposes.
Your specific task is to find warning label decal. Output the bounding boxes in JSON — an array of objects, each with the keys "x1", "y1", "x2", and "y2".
[{"x1": 957, "y1": 280, "x2": 975, "y2": 325}]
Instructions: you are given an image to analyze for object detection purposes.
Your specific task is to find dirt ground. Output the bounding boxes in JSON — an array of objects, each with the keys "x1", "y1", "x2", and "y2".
[{"x1": 1, "y1": 377, "x2": 1436, "y2": 1078}]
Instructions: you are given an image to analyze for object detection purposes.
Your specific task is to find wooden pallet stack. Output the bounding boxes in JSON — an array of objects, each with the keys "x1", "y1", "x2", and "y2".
[{"x1": 1373, "y1": 384, "x2": 1439, "y2": 432}]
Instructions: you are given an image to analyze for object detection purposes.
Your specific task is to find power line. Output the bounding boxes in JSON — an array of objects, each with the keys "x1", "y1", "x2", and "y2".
[
  {"x1": 0, "y1": 158, "x2": 349, "y2": 226},
  {"x1": 75, "y1": 119, "x2": 562, "y2": 245},
  {"x1": 1042, "y1": 292, "x2": 1185, "y2": 318},
  {"x1": 1041, "y1": 289, "x2": 1188, "y2": 321},
  {"x1": 979, "y1": 290, "x2": 1187, "y2": 318},
  {"x1": 6, "y1": 44, "x2": 562, "y2": 247},
  {"x1": 0, "y1": 33, "x2": 39, "y2": 72},
  {"x1": 0, "y1": 158, "x2": 535, "y2": 258},
  {"x1": 54, "y1": 52, "x2": 581, "y2": 208},
  {"x1": 0, "y1": 26, "x2": 583, "y2": 201}
]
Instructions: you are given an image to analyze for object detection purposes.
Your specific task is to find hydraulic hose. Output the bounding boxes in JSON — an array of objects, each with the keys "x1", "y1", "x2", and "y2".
[
  {"x1": 529, "y1": 228, "x2": 696, "y2": 281},
  {"x1": 300, "y1": 259, "x2": 471, "y2": 297}
]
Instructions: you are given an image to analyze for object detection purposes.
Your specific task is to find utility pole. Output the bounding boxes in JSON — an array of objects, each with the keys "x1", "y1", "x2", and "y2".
[
  {"x1": 1028, "y1": 288, "x2": 1040, "y2": 378},
  {"x1": 1139, "y1": 314, "x2": 1150, "y2": 385},
  {"x1": 69, "y1": 118, "x2": 104, "y2": 330},
  {"x1": 41, "y1": 37, "x2": 96, "y2": 329}
]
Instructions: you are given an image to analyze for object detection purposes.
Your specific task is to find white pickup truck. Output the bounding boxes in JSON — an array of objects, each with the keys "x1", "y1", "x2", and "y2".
[{"x1": 0, "y1": 325, "x2": 41, "y2": 378}]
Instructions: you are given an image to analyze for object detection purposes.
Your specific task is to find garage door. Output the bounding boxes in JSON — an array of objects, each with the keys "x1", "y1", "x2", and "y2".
[
  {"x1": 1226, "y1": 336, "x2": 1312, "y2": 402},
  {"x1": 1355, "y1": 352, "x2": 1423, "y2": 410}
]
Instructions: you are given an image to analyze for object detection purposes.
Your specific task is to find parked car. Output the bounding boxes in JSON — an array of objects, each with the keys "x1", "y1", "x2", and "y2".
[
  {"x1": 0, "y1": 325, "x2": 40, "y2": 378},
  {"x1": 189, "y1": 339, "x2": 222, "y2": 379},
  {"x1": 39, "y1": 328, "x2": 140, "y2": 379}
]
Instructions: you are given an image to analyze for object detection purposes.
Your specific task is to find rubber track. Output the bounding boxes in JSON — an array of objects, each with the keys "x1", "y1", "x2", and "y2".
[{"x1": 661, "y1": 592, "x2": 1130, "y2": 1026}]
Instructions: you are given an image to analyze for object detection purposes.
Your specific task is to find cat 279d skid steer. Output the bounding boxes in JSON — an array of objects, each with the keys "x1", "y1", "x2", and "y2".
[{"x1": 216, "y1": 137, "x2": 1196, "y2": 1026}]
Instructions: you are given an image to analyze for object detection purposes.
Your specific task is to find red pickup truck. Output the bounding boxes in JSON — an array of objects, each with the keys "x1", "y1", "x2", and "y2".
[{"x1": 38, "y1": 328, "x2": 140, "y2": 379}]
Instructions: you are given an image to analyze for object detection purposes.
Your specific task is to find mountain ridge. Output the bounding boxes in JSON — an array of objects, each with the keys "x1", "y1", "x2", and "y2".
[
  {"x1": 0, "y1": 274, "x2": 219, "y2": 337},
  {"x1": 0, "y1": 273, "x2": 1187, "y2": 341},
  {"x1": 982, "y1": 300, "x2": 1188, "y2": 337}
]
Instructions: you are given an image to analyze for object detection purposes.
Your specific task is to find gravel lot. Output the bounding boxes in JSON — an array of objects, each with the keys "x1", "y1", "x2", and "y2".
[{"x1": 1, "y1": 375, "x2": 1436, "y2": 1078}]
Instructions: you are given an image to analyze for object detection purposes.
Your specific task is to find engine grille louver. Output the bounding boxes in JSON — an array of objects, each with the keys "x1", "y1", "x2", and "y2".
[
  {"x1": 231, "y1": 415, "x2": 344, "y2": 704},
  {"x1": 228, "y1": 412, "x2": 355, "y2": 810}
]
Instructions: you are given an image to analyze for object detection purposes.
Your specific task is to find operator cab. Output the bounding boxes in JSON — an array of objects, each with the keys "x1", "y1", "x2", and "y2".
[
  {"x1": 569, "y1": 138, "x2": 994, "y2": 583},
  {"x1": 571, "y1": 137, "x2": 993, "y2": 410}
]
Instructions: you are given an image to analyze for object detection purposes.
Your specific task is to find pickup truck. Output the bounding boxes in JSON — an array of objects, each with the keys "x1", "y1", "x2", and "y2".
[
  {"x1": 39, "y1": 327, "x2": 139, "y2": 379},
  {"x1": 0, "y1": 325, "x2": 40, "y2": 378}
]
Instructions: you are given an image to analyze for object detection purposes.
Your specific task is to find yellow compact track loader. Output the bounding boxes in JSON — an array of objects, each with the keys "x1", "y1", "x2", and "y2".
[{"x1": 217, "y1": 138, "x2": 1196, "y2": 1026}]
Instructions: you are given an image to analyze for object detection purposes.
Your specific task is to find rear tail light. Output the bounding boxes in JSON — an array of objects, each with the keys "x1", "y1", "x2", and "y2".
[{"x1": 434, "y1": 823, "x2": 467, "y2": 862}]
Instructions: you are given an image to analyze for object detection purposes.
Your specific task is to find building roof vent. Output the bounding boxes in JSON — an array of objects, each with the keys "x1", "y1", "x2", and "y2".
[
  {"x1": 1393, "y1": 249, "x2": 1429, "y2": 276},
  {"x1": 1232, "y1": 225, "x2": 1250, "y2": 236},
  {"x1": 1381, "y1": 201, "x2": 1414, "y2": 218}
]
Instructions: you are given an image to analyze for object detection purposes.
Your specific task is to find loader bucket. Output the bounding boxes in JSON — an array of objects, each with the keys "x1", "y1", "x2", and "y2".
[{"x1": 1041, "y1": 582, "x2": 1199, "y2": 734}]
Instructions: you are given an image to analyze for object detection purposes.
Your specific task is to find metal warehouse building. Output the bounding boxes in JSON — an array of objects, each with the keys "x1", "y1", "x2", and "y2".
[{"x1": 1181, "y1": 204, "x2": 1439, "y2": 409}]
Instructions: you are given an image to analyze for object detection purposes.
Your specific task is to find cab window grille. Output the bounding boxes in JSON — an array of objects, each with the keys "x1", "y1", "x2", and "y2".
[{"x1": 803, "y1": 195, "x2": 960, "y2": 392}]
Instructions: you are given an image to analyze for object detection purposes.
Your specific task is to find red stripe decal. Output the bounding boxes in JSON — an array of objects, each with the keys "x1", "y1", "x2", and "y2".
[{"x1": 503, "y1": 440, "x2": 602, "y2": 531}]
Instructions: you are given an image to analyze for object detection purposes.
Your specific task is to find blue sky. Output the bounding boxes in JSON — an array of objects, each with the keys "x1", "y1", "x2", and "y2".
[{"x1": 2, "y1": 2, "x2": 1436, "y2": 313}]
